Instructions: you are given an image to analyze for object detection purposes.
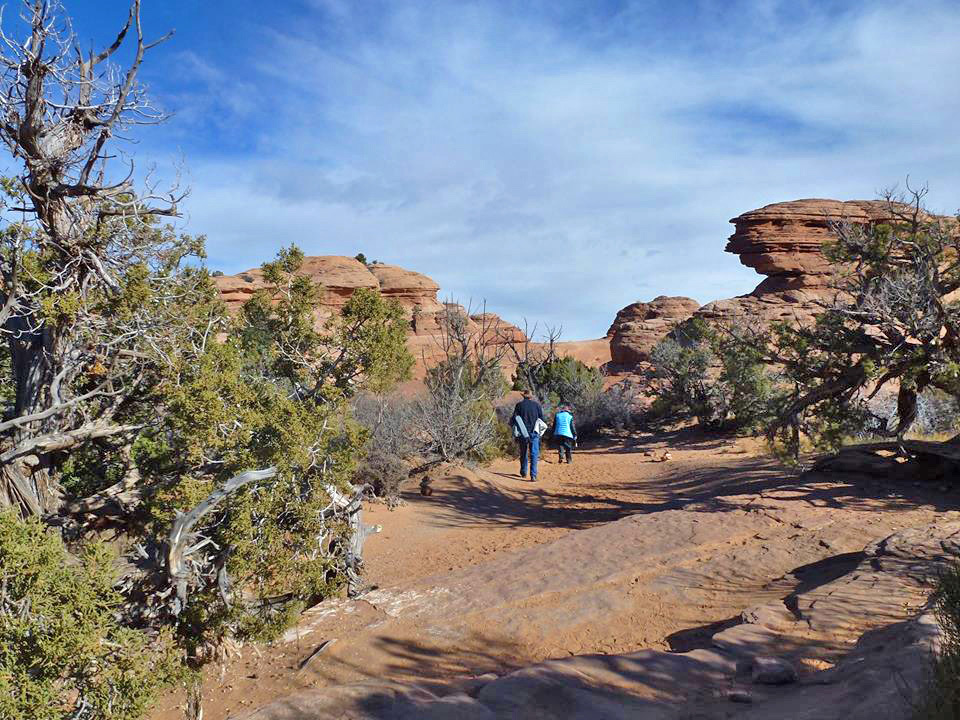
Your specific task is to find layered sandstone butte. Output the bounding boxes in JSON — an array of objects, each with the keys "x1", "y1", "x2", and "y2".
[
  {"x1": 606, "y1": 296, "x2": 701, "y2": 365},
  {"x1": 214, "y1": 257, "x2": 526, "y2": 376},
  {"x1": 216, "y1": 256, "x2": 380, "y2": 317},
  {"x1": 697, "y1": 199, "x2": 905, "y2": 326}
]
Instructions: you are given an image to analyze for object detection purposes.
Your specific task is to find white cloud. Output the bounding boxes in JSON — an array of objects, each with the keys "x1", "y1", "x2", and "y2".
[{"x1": 165, "y1": 0, "x2": 960, "y2": 339}]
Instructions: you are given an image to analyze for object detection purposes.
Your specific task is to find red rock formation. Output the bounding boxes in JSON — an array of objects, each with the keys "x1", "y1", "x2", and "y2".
[
  {"x1": 697, "y1": 199, "x2": 910, "y2": 326},
  {"x1": 724, "y1": 199, "x2": 912, "y2": 290},
  {"x1": 214, "y1": 258, "x2": 526, "y2": 377},
  {"x1": 470, "y1": 313, "x2": 527, "y2": 346},
  {"x1": 606, "y1": 296, "x2": 701, "y2": 365},
  {"x1": 216, "y1": 256, "x2": 379, "y2": 318}
]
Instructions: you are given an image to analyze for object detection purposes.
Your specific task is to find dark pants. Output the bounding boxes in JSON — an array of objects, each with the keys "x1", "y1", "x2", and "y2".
[
  {"x1": 518, "y1": 434, "x2": 539, "y2": 479},
  {"x1": 556, "y1": 436, "x2": 574, "y2": 463}
]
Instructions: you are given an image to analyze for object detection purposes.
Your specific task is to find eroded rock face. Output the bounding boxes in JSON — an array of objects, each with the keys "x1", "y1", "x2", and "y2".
[
  {"x1": 216, "y1": 257, "x2": 431, "y2": 316},
  {"x1": 725, "y1": 199, "x2": 897, "y2": 289},
  {"x1": 607, "y1": 296, "x2": 700, "y2": 365},
  {"x1": 214, "y1": 258, "x2": 526, "y2": 376},
  {"x1": 697, "y1": 199, "x2": 907, "y2": 326}
]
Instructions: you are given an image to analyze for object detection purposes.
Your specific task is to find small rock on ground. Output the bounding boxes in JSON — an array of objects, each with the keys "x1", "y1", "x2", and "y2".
[{"x1": 751, "y1": 656, "x2": 797, "y2": 685}]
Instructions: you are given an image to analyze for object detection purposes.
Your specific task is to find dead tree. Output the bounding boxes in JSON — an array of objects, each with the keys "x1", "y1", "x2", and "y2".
[
  {"x1": 408, "y1": 302, "x2": 510, "y2": 471},
  {"x1": 0, "y1": 0, "x2": 182, "y2": 515},
  {"x1": 501, "y1": 319, "x2": 562, "y2": 400}
]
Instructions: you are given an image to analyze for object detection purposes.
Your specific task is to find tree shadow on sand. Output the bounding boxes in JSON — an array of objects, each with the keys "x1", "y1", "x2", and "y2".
[{"x1": 407, "y1": 428, "x2": 958, "y2": 532}]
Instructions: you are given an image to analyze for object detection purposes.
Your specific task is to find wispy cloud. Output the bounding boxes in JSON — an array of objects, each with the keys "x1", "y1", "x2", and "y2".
[{"x1": 148, "y1": 0, "x2": 960, "y2": 338}]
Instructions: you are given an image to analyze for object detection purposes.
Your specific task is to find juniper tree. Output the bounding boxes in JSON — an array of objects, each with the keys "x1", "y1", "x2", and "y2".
[
  {"x1": 0, "y1": 3, "x2": 414, "y2": 717},
  {"x1": 763, "y1": 186, "x2": 960, "y2": 459}
]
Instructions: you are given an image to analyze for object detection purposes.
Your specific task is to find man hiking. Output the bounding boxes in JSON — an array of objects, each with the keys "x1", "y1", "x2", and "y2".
[
  {"x1": 552, "y1": 403, "x2": 577, "y2": 464},
  {"x1": 512, "y1": 389, "x2": 544, "y2": 480}
]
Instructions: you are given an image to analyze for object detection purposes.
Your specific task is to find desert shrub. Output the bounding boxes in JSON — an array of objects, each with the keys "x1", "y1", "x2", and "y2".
[
  {"x1": 484, "y1": 414, "x2": 519, "y2": 460},
  {"x1": 513, "y1": 357, "x2": 638, "y2": 437},
  {"x1": 915, "y1": 391, "x2": 960, "y2": 436},
  {"x1": 586, "y1": 380, "x2": 642, "y2": 433},
  {"x1": 353, "y1": 310, "x2": 510, "y2": 473},
  {"x1": 913, "y1": 562, "x2": 960, "y2": 719},
  {"x1": 564, "y1": 378, "x2": 642, "y2": 436},
  {"x1": 408, "y1": 305, "x2": 509, "y2": 467},
  {"x1": 354, "y1": 451, "x2": 409, "y2": 506},
  {"x1": 515, "y1": 356, "x2": 603, "y2": 408},
  {"x1": 647, "y1": 318, "x2": 780, "y2": 432},
  {"x1": 352, "y1": 393, "x2": 421, "y2": 460},
  {"x1": 0, "y1": 512, "x2": 183, "y2": 720},
  {"x1": 417, "y1": 370, "x2": 506, "y2": 465}
]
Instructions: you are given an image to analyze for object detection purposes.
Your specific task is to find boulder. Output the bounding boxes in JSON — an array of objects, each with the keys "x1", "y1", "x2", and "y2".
[
  {"x1": 607, "y1": 296, "x2": 700, "y2": 365},
  {"x1": 750, "y1": 656, "x2": 798, "y2": 685}
]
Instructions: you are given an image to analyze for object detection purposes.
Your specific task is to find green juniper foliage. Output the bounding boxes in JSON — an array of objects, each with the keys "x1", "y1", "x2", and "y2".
[
  {"x1": 0, "y1": 2, "x2": 415, "y2": 714},
  {"x1": 914, "y1": 562, "x2": 960, "y2": 719},
  {"x1": 760, "y1": 188, "x2": 960, "y2": 460},
  {"x1": 136, "y1": 245, "x2": 412, "y2": 654},
  {"x1": 648, "y1": 317, "x2": 781, "y2": 432},
  {"x1": 0, "y1": 512, "x2": 184, "y2": 720}
]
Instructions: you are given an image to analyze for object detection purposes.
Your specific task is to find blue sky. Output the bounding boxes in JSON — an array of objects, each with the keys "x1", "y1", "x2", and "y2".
[{"x1": 7, "y1": 0, "x2": 960, "y2": 338}]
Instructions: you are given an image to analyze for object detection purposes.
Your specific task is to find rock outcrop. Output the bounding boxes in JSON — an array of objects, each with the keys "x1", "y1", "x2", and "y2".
[
  {"x1": 697, "y1": 199, "x2": 906, "y2": 326},
  {"x1": 215, "y1": 257, "x2": 440, "y2": 320},
  {"x1": 240, "y1": 504, "x2": 958, "y2": 720},
  {"x1": 214, "y1": 258, "x2": 526, "y2": 376},
  {"x1": 606, "y1": 296, "x2": 701, "y2": 365}
]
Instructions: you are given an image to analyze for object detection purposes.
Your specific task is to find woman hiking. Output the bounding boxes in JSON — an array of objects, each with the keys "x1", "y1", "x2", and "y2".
[{"x1": 552, "y1": 403, "x2": 577, "y2": 464}]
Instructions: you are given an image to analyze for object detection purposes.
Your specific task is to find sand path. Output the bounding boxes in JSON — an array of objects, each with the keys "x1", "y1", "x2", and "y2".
[{"x1": 151, "y1": 429, "x2": 955, "y2": 719}]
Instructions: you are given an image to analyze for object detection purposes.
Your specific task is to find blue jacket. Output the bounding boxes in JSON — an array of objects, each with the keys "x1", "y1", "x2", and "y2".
[{"x1": 553, "y1": 410, "x2": 576, "y2": 439}]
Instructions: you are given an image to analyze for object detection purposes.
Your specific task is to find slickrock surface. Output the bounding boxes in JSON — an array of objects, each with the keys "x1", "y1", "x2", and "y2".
[
  {"x1": 606, "y1": 296, "x2": 700, "y2": 365},
  {"x1": 152, "y1": 431, "x2": 957, "y2": 720},
  {"x1": 239, "y1": 502, "x2": 957, "y2": 720}
]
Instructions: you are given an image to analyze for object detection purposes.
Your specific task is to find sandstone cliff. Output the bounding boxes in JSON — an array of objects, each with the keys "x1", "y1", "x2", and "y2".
[{"x1": 599, "y1": 199, "x2": 930, "y2": 374}]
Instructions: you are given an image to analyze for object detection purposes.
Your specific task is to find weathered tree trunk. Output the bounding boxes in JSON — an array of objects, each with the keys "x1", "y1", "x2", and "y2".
[{"x1": 0, "y1": 459, "x2": 59, "y2": 516}]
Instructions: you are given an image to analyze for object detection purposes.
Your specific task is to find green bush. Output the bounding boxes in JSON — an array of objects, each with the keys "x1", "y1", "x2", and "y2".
[
  {"x1": 513, "y1": 356, "x2": 636, "y2": 437},
  {"x1": 484, "y1": 416, "x2": 519, "y2": 461},
  {"x1": 914, "y1": 562, "x2": 960, "y2": 719},
  {"x1": 355, "y1": 451, "x2": 409, "y2": 506},
  {"x1": 0, "y1": 512, "x2": 183, "y2": 720},
  {"x1": 647, "y1": 318, "x2": 781, "y2": 432},
  {"x1": 513, "y1": 356, "x2": 603, "y2": 409}
]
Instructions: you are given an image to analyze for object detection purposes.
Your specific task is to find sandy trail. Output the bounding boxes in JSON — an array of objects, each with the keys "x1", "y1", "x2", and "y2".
[{"x1": 151, "y1": 429, "x2": 955, "y2": 719}]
